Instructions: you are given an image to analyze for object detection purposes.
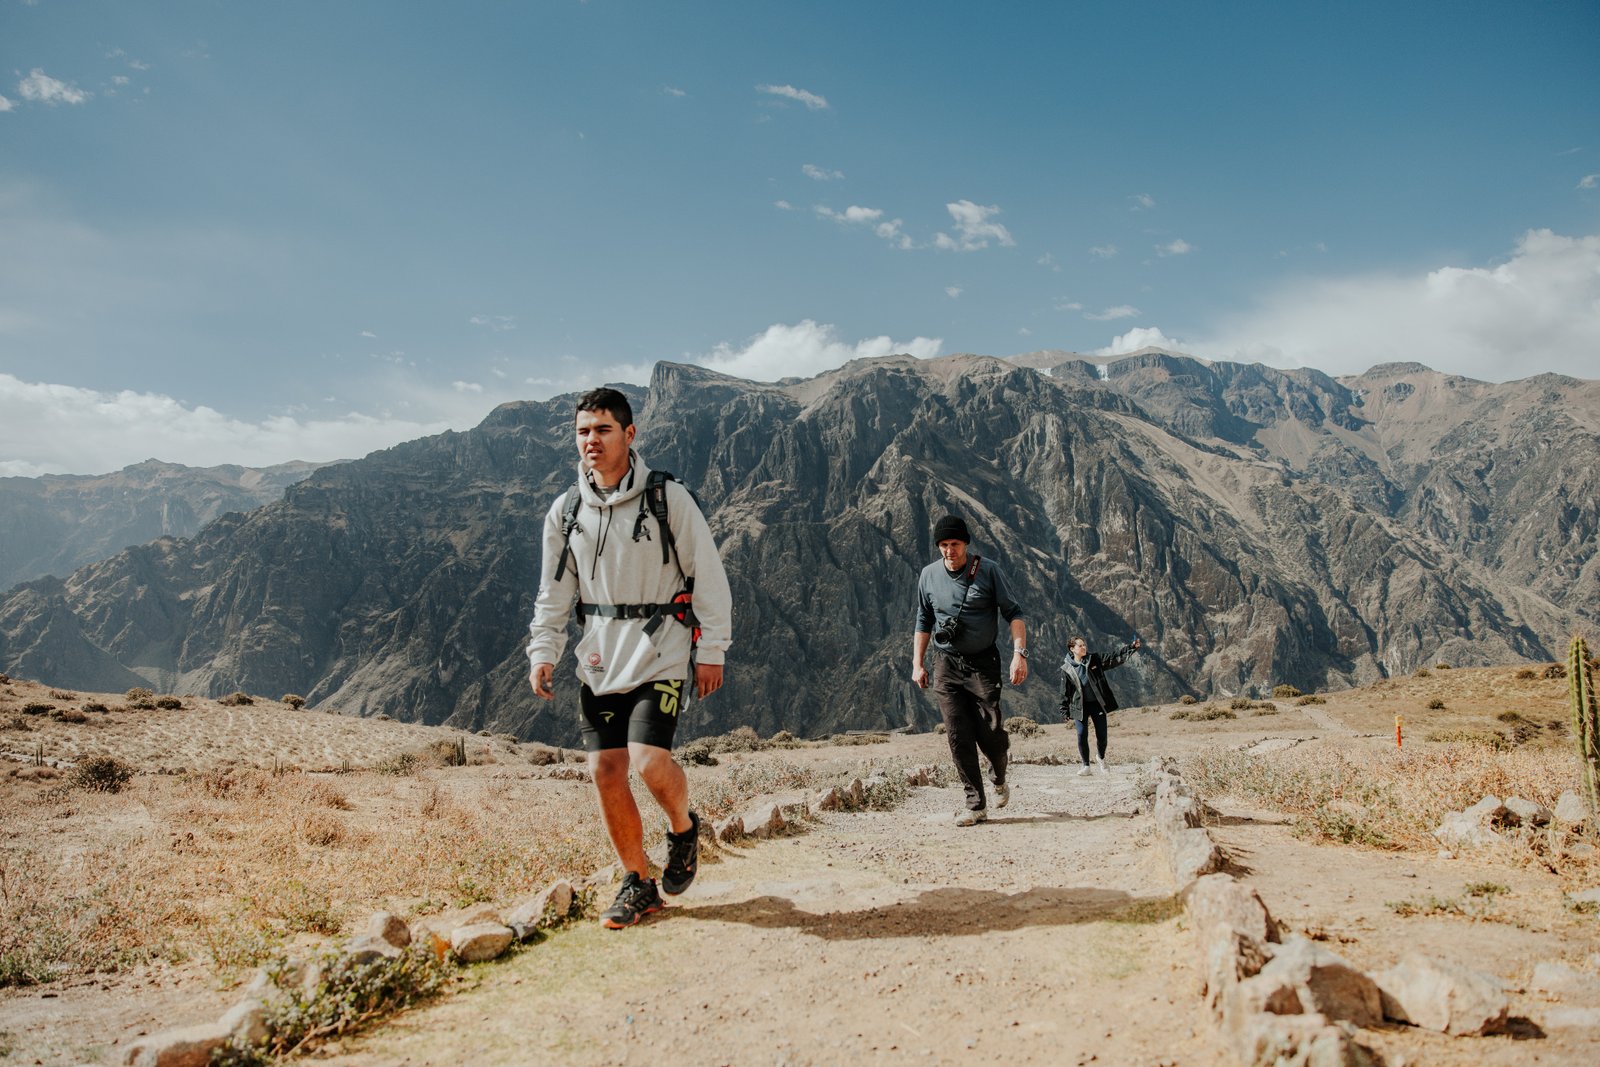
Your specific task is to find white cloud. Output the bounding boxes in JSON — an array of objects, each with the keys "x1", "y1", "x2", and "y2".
[
  {"x1": 1089, "y1": 244, "x2": 1117, "y2": 258},
  {"x1": 816, "y1": 203, "x2": 912, "y2": 248},
  {"x1": 1054, "y1": 300, "x2": 1084, "y2": 312},
  {"x1": 816, "y1": 204, "x2": 882, "y2": 225},
  {"x1": 1157, "y1": 239, "x2": 1193, "y2": 257},
  {"x1": 1037, "y1": 252, "x2": 1061, "y2": 272},
  {"x1": 774, "y1": 199, "x2": 794, "y2": 210},
  {"x1": 1098, "y1": 327, "x2": 1190, "y2": 356},
  {"x1": 452, "y1": 380, "x2": 483, "y2": 393},
  {"x1": 469, "y1": 314, "x2": 516, "y2": 332},
  {"x1": 803, "y1": 163, "x2": 844, "y2": 181},
  {"x1": 0, "y1": 373, "x2": 457, "y2": 475},
  {"x1": 946, "y1": 285, "x2": 963, "y2": 299},
  {"x1": 692, "y1": 320, "x2": 942, "y2": 381},
  {"x1": 756, "y1": 83, "x2": 829, "y2": 110},
  {"x1": 1085, "y1": 305, "x2": 1141, "y2": 321},
  {"x1": 1130, "y1": 193, "x2": 1156, "y2": 211},
  {"x1": 662, "y1": 86, "x2": 687, "y2": 98},
  {"x1": 1190, "y1": 229, "x2": 1600, "y2": 382},
  {"x1": 18, "y1": 69, "x2": 91, "y2": 106},
  {"x1": 360, "y1": 330, "x2": 377, "y2": 339},
  {"x1": 1580, "y1": 174, "x2": 1599, "y2": 190},
  {"x1": 0, "y1": 95, "x2": 14, "y2": 113},
  {"x1": 933, "y1": 200, "x2": 1014, "y2": 252}
]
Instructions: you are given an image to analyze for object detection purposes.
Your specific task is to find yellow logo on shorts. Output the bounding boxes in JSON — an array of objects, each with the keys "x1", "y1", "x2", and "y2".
[
  {"x1": 654, "y1": 680, "x2": 682, "y2": 718},
  {"x1": 600, "y1": 711, "x2": 614, "y2": 723}
]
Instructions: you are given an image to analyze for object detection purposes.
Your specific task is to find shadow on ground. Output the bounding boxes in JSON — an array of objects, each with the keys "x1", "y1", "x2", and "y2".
[{"x1": 675, "y1": 885, "x2": 1181, "y2": 939}]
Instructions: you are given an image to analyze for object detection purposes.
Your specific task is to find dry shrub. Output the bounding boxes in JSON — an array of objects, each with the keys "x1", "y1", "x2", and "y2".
[
  {"x1": 154, "y1": 696, "x2": 182, "y2": 710},
  {"x1": 53, "y1": 709, "x2": 88, "y2": 724},
  {"x1": 1272, "y1": 684, "x2": 1302, "y2": 698},
  {"x1": 281, "y1": 694, "x2": 306, "y2": 709},
  {"x1": 1005, "y1": 716, "x2": 1041, "y2": 737},
  {"x1": 219, "y1": 691, "x2": 255, "y2": 707},
  {"x1": 49, "y1": 690, "x2": 75, "y2": 700},
  {"x1": 71, "y1": 755, "x2": 133, "y2": 794},
  {"x1": 1296, "y1": 694, "x2": 1326, "y2": 706},
  {"x1": 1178, "y1": 694, "x2": 1198, "y2": 705},
  {"x1": 20, "y1": 703, "x2": 52, "y2": 717},
  {"x1": 1183, "y1": 740, "x2": 1589, "y2": 865}
]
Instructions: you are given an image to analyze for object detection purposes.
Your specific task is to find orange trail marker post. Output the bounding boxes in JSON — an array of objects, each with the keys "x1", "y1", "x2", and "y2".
[{"x1": 1395, "y1": 714, "x2": 1403, "y2": 749}]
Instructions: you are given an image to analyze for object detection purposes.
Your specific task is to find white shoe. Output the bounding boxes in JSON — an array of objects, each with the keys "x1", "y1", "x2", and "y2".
[
  {"x1": 1077, "y1": 765, "x2": 1093, "y2": 777},
  {"x1": 955, "y1": 808, "x2": 988, "y2": 826},
  {"x1": 993, "y1": 783, "x2": 1011, "y2": 808},
  {"x1": 1094, "y1": 759, "x2": 1108, "y2": 776}
]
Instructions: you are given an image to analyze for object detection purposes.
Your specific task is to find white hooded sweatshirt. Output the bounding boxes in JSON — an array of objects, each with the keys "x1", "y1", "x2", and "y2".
[{"x1": 526, "y1": 450, "x2": 731, "y2": 695}]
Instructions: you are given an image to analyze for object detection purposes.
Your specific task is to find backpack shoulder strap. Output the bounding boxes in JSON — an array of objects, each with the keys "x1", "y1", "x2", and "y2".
[{"x1": 553, "y1": 482, "x2": 583, "y2": 581}]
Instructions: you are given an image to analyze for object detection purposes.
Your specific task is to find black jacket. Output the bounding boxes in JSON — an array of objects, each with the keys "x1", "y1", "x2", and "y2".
[{"x1": 1059, "y1": 642, "x2": 1138, "y2": 721}]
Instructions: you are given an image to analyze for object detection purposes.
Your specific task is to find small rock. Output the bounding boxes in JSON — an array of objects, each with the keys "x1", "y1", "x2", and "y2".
[
  {"x1": 1542, "y1": 1007, "x2": 1600, "y2": 1029},
  {"x1": 1432, "y1": 812, "x2": 1501, "y2": 850},
  {"x1": 451, "y1": 922, "x2": 514, "y2": 963},
  {"x1": 813, "y1": 786, "x2": 843, "y2": 811},
  {"x1": 1170, "y1": 827, "x2": 1224, "y2": 887},
  {"x1": 1374, "y1": 954, "x2": 1508, "y2": 1036},
  {"x1": 1530, "y1": 960, "x2": 1600, "y2": 1000},
  {"x1": 741, "y1": 803, "x2": 784, "y2": 839},
  {"x1": 363, "y1": 911, "x2": 411, "y2": 949},
  {"x1": 506, "y1": 880, "x2": 575, "y2": 930},
  {"x1": 1553, "y1": 791, "x2": 1591, "y2": 826},
  {"x1": 713, "y1": 815, "x2": 744, "y2": 843},
  {"x1": 1462, "y1": 795, "x2": 1510, "y2": 825},
  {"x1": 1567, "y1": 886, "x2": 1600, "y2": 907},
  {"x1": 344, "y1": 935, "x2": 402, "y2": 966},
  {"x1": 847, "y1": 778, "x2": 865, "y2": 808},
  {"x1": 1503, "y1": 796, "x2": 1552, "y2": 827}
]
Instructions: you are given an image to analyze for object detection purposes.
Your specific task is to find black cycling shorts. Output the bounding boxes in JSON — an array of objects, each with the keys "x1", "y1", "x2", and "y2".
[{"x1": 579, "y1": 679, "x2": 686, "y2": 752}]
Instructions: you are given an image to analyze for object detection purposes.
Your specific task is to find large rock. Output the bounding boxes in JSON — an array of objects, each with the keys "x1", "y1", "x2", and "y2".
[
  {"x1": 1374, "y1": 954, "x2": 1509, "y2": 1036},
  {"x1": 1554, "y1": 790, "x2": 1592, "y2": 826},
  {"x1": 505, "y1": 880, "x2": 575, "y2": 931}
]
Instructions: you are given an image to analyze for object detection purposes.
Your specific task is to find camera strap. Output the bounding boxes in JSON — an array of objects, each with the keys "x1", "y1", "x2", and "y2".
[{"x1": 939, "y1": 554, "x2": 981, "y2": 630}]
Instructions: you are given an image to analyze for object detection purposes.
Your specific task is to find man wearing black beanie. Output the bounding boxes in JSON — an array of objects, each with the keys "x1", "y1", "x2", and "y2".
[{"x1": 912, "y1": 512, "x2": 1028, "y2": 825}]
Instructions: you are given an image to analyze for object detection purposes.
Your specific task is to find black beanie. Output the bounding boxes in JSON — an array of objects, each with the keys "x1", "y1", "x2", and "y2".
[{"x1": 932, "y1": 514, "x2": 970, "y2": 545}]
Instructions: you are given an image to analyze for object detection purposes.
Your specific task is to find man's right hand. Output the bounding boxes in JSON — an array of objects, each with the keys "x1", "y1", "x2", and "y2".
[
  {"x1": 912, "y1": 663, "x2": 929, "y2": 689},
  {"x1": 531, "y1": 662, "x2": 555, "y2": 700}
]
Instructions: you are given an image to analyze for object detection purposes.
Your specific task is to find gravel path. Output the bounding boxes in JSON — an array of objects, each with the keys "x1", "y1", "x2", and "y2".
[{"x1": 320, "y1": 760, "x2": 1220, "y2": 1066}]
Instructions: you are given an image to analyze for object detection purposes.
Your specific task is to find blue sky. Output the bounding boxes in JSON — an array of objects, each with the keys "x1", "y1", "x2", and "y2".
[{"x1": 2, "y1": 0, "x2": 1597, "y2": 475}]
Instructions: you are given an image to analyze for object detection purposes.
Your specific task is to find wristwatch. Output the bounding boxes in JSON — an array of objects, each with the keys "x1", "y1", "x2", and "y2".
[{"x1": 1014, "y1": 648, "x2": 1028, "y2": 659}]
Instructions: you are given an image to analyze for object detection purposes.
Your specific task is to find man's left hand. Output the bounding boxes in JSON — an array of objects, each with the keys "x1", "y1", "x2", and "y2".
[
  {"x1": 1010, "y1": 652, "x2": 1028, "y2": 686},
  {"x1": 695, "y1": 662, "x2": 724, "y2": 699}
]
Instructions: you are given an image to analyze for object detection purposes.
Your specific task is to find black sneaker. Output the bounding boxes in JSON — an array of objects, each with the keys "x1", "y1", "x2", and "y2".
[
  {"x1": 661, "y1": 811, "x2": 701, "y2": 895},
  {"x1": 600, "y1": 872, "x2": 663, "y2": 929}
]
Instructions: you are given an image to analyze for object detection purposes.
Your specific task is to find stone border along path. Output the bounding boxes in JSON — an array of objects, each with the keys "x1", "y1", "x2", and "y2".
[
  {"x1": 119, "y1": 755, "x2": 1516, "y2": 1067},
  {"x1": 120, "y1": 765, "x2": 943, "y2": 1067},
  {"x1": 1150, "y1": 759, "x2": 1517, "y2": 1067}
]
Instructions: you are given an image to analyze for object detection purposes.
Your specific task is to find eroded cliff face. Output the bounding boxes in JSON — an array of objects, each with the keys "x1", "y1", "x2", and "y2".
[
  {"x1": 0, "y1": 459, "x2": 332, "y2": 593},
  {"x1": 0, "y1": 354, "x2": 1591, "y2": 745}
]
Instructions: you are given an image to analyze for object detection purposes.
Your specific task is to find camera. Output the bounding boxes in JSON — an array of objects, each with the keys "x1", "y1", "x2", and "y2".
[{"x1": 934, "y1": 615, "x2": 963, "y2": 644}]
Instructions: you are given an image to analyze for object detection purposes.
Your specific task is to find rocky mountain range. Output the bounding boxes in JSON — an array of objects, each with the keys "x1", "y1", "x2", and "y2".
[
  {"x1": 0, "y1": 459, "x2": 332, "y2": 594},
  {"x1": 0, "y1": 352, "x2": 1593, "y2": 746}
]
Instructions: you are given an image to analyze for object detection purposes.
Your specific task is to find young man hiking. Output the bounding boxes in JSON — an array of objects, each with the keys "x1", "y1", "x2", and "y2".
[
  {"x1": 527, "y1": 387, "x2": 733, "y2": 928},
  {"x1": 912, "y1": 513, "x2": 1028, "y2": 825}
]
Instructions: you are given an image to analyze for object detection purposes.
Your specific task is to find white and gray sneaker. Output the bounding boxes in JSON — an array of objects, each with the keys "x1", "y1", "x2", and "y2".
[
  {"x1": 1094, "y1": 758, "x2": 1108, "y2": 775},
  {"x1": 993, "y1": 782, "x2": 1011, "y2": 808},
  {"x1": 1077, "y1": 765, "x2": 1094, "y2": 777},
  {"x1": 955, "y1": 808, "x2": 989, "y2": 826}
]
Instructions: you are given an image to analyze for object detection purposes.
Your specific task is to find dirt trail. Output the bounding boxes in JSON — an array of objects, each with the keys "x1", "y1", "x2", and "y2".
[{"x1": 320, "y1": 761, "x2": 1221, "y2": 1066}]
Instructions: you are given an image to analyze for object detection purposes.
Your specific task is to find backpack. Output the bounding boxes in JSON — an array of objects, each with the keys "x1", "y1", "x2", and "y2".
[{"x1": 553, "y1": 469, "x2": 699, "y2": 639}]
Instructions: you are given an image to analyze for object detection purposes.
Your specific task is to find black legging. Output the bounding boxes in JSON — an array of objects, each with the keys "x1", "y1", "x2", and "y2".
[{"x1": 1075, "y1": 704, "x2": 1108, "y2": 764}]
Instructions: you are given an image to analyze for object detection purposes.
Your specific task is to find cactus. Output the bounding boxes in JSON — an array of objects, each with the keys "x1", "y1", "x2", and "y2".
[{"x1": 1571, "y1": 634, "x2": 1600, "y2": 821}]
